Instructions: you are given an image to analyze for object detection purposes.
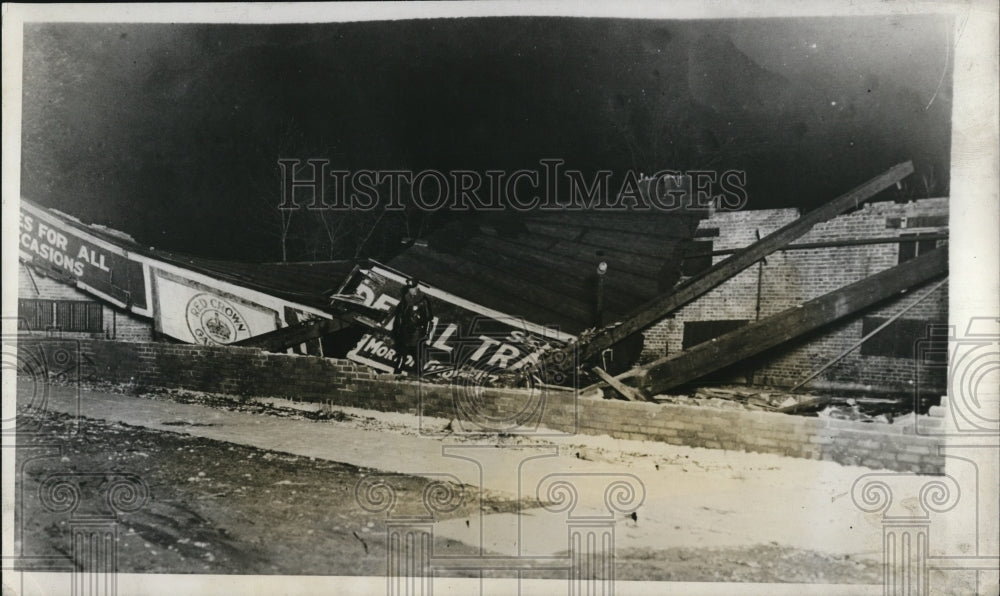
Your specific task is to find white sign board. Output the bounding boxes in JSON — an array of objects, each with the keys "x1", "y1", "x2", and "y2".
[{"x1": 154, "y1": 272, "x2": 279, "y2": 345}]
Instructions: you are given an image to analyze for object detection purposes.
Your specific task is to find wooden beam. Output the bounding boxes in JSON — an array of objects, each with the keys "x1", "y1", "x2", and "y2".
[
  {"x1": 467, "y1": 235, "x2": 661, "y2": 296},
  {"x1": 591, "y1": 366, "x2": 646, "y2": 401},
  {"x1": 233, "y1": 317, "x2": 346, "y2": 352},
  {"x1": 787, "y1": 277, "x2": 948, "y2": 391},
  {"x1": 628, "y1": 246, "x2": 947, "y2": 396},
  {"x1": 698, "y1": 232, "x2": 949, "y2": 257},
  {"x1": 775, "y1": 395, "x2": 834, "y2": 414},
  {"x1": 460, "y1": 240, "x2": 641, "y2": 315},
  {"x1": 570, "y1": 161, "x2": 915, "y2": 366},
  {"x1": 527, "y1": 212, "x2": 702, "y2": 239},
  {"x1": 397, "y1": 246, "x2": 596, "y2": 328},
  {"x1": 391, "y1": 253, "x2": 582, "y2": 333}
]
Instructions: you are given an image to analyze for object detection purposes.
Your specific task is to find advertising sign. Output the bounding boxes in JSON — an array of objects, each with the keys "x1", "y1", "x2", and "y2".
[
  {"x1": 18, "y1": 202, "x2": 149, "y2": 311},
  {"x1": 338, "y1": 264, "x2": 574, "y2": 379},
  {"x1": 154, "y1": 272, "x2": 280, "y2": 345}
]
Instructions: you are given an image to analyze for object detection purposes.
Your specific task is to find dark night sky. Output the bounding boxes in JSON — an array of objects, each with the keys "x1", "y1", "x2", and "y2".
[{"x1": 20, "y1": 15, "x2": 953, "y2": 262}]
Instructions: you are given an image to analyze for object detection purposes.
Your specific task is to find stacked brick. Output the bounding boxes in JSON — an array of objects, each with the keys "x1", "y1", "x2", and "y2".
[{"x1": 14, "y1": 338, "x2": 945, "y2": 474}]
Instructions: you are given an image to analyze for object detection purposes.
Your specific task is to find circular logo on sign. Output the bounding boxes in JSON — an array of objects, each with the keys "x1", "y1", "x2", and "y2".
[{"x1": 185, "y1": 293, "x2": 252, "y2": 345}]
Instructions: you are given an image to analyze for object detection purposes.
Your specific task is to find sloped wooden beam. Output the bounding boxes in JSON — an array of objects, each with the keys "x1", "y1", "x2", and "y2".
[
  {"x1": 591, "y1": 366, "x2": 646, "y2": 401},
  {"x1": 233, "y1": 317, "x2": 346, "y2": 352},
  {"x1": 626, "y1": 246, "x2": 947, "y2": 396},
  {"x1": 571, "y1": 161, "x2": 915, "y2": 366}
]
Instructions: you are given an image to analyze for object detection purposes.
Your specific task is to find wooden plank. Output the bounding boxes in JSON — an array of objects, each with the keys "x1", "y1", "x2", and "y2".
[
  {"x1": 234, "y1": 317, "x2": 345, "y2": 351},
  {"x1": 528, "y1": 212, "x2": 701, "y2": 239},
  {"x1": 523, "y1": 220, "x2": 687, "y2": 260},
  {"x1": 592, "y1": 366, "x2": 646, "y2": 401},
  {"x1": 630, "y1": 246, "x2": 946, "y2": 396},
  {"x1": 521, "y1": 220, "x2": 586, "y2": 241},
  {"x1": 546, "y1": 239, "x2": 668, "y2": 279},
  {"x1": 459, "y1": 240, "x2": 643, "y2": 315},
  {"x1": 501, "y1": 229, "x2": 666, "y2": 278},
  {"x1": 469, "y1": 236, "x2": 661, "y2": 297},
  {"x1": 704, "y1": 233, "x2": 950, "y2": 256},
  {"x1": 579, "y1": 229, "x2": 685, "y2": 259},
  {"x1": 390, "y1": 250, "x2": 585, "y2": 333},
  {"x1": 403, "y1": 246, "x2": 597, "y2": 327},
  {"x1": 571, "y1": 161, "x2": 915, "y2": 365},
  {"x1": 775, "y1": 395, "x2": 835, "y2": 414},
  {"x1": 482, "y1": 225, "x2": 675, "y2": 281}
]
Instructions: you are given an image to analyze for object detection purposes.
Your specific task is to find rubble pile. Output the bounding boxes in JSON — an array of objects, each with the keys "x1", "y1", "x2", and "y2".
[
  {"x1": 652, "y1": 385, "x2": 911, "y2": 423},
  {"x1": 652, "y1": 387, "x2": 793, "y2": 412}
]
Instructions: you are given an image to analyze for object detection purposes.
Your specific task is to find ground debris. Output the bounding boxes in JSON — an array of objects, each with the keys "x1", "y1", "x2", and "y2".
[
  {"x1": 652, "y1": 386, "x2": 792, "y2": 411},
  {"x1": 651, "y1": 385, "x2": 909, "y2": 422}
]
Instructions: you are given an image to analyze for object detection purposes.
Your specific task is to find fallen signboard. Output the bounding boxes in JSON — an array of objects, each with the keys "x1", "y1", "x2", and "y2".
[{"x1": 335, "y1": 262, "x2": 576, "y2": 380}]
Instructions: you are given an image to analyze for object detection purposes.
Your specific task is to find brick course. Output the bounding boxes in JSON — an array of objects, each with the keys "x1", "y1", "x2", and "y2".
[{"x1": 14, "y1": 338, "x2": 945, "y2": 474}]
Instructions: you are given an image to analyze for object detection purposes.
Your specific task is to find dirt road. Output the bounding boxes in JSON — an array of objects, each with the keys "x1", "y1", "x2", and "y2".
[{"x1": 13, "y1": 383, "x2": 889, "y2": 584}]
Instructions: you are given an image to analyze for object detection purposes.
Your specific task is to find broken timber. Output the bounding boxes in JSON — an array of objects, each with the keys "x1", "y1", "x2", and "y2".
[
  {"x1": 541, "y1": 161, "x2": 915, "y2": 378},
  {"x1": 591, "y1": 366, "x2": 645, "y2": 401},
  {"x1": 233, "y1": 317, "x2": 346, "y2": 352},
  {"x1": 618, "y1": 246, "x2": 947, "y2": 396},
  {"x1": 234, "y1": 293, "x2": 397, "y2": 352}
]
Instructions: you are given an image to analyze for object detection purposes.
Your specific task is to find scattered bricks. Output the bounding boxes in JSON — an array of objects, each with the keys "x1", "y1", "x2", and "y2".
[
  {"x1": 927, "y1": 405, "x2": 947, "y2": 418},
  {"x1": 896, "y1": 452, "x2": 922, "y2": 464}
]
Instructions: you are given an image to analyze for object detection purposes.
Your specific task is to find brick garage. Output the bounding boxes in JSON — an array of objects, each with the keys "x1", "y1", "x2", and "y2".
[
  {"x1": 17, "y1": 262, "x2": 154, "y2": 343},
  {"x1": 641, "y1": 198, "x2": 948, "y2": 396},
  {"x1": 15, "y1": 338, "x2": 945, "y2": 474}
]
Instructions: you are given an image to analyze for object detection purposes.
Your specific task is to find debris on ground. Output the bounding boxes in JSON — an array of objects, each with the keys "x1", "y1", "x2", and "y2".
[
  {"x1": 651, "y1": 385, "x2": 911, "y2": 423},
  {"x1": 652, "y1": 386, "x2": 794, "y2": 412}
]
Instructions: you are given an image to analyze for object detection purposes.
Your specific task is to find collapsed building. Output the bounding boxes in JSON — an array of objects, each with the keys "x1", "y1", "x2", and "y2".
[{"x1": 16, "y1": 162, "x2": 948, "y2": 417}]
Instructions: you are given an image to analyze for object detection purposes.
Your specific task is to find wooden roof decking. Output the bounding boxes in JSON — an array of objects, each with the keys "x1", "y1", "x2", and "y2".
[
  {"x1": 388, "y1": 210, "x2": 705, "y2": 335},
  {"x1": 21, "y1": 198, "x2": 357, "y2": 312}
]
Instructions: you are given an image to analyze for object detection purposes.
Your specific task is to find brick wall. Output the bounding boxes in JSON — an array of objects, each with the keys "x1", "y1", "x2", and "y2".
[
  {"x1": 642, "y1": 198, "x2": 949, "y2": 395},
  {"x1": 18, "y1": 262, "x2": 154, "y2": 342},
  {"x1": 15, "y1": 338, "x2": 945, "y2": 474}
]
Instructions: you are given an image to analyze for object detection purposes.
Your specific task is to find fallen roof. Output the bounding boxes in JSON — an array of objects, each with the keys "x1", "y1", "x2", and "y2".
[
  {"x1": 20, "y1": 197, "x2": 359, "y2": 311},
  {"x1": 388, "y1": 209, "x2": 705, "y2": 335}
]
